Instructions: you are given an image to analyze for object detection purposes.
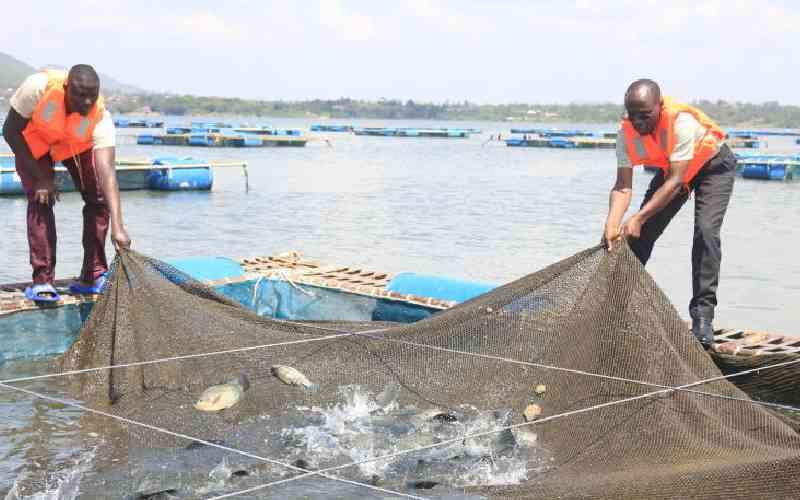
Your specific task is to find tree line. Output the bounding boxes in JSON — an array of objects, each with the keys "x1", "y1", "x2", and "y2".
[{"x1": 4, "y1": 92, "x2": 799, "y2": 127}]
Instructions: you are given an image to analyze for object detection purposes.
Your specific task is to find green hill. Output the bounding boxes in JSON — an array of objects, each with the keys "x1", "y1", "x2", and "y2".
[
  {"x1": 0, "y1": 53, "x2": 145, "y2": 94},
  {"x1": 0, "y1": 52, "x2": 36, "y2": 89}
]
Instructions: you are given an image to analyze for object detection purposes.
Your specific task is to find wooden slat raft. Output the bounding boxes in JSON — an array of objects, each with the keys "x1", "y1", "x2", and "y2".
[
  {"x1": 1, "y1": 251, "x2": 797, "y2": 359},
  {"x1": 240, "y1": 252, "x2": 457, "y2": 310},
  {"x1": 714, "y1": 329, "x2": 800, "y2": 356}
]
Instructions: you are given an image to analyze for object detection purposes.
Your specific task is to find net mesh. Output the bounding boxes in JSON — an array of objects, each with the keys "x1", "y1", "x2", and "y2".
[{"x1": 49, "y1": 245, "x2": 800, "y2": 499}]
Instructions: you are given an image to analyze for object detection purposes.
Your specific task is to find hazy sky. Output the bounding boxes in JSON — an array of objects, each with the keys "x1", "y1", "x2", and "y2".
[{"x1": 4, "y1": 0, "x2": 798, "y2": 104}]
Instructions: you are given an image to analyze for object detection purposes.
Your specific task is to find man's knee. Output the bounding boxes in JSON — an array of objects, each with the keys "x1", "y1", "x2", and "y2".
[{"x1": 694, "y1": 220, "x2": 721, "y2": 243}]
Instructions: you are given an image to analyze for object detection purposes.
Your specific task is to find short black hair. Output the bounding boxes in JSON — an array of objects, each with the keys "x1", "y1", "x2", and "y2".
[
  {"x1": 68, "y1": 64, "x2": 100, "y2": 88},
  {"x1": 624, "y1": 79, "x2": 661, "y2": 104}
]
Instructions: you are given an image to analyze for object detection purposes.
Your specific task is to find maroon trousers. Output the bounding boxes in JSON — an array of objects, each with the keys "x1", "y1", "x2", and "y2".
[{"x1": 15, "y1": 150, "x2": 109, "y2": 284}]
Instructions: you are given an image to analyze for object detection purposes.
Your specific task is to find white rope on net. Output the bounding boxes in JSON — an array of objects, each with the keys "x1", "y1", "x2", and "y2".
[
  {"x1": 2, "y1": 357, "x2": 798, "y2": 500},
  {"x1": 0, "y1": 381, "x2": 429, "y2": 500},
  {"x1": 204, "y1": 356, "x2": 800, "y2": 499}
]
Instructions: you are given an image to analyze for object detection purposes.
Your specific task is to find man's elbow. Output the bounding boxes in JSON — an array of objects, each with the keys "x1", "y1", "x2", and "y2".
[
  {"x1": 3, "y1": 110, "x2": 24, "y2": 144},
  {"x1": 2, "y1": 117, "x2": 12, "y2": 144}
]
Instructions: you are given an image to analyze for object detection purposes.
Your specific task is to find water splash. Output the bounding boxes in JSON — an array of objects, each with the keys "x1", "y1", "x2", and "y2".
[
  {"x1": 281, "y1": 385, "x2": 547, "y2": 489},
  {"x1": 3, "y1": 449, "x2": 94, "y2": 500}
]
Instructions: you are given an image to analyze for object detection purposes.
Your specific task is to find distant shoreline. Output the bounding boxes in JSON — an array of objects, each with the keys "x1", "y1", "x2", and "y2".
[{"x1": 3, "y1": 96, "x2": 799, "y2": 128}]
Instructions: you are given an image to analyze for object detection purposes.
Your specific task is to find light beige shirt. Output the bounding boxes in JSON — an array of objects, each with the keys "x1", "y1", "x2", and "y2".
[
  {"x1": 616, "y1": 112, "x2": 721, "y2": 169},
  {"x1": 9, "y1": 72, "x2": 116, "y2": 150}
]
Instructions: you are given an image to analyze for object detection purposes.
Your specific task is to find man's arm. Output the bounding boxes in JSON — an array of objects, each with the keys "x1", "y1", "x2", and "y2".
[
  {"x1": 604, "y1": 167, "x2": 633, "y2": 250},
  {"x1": 2, "y1": 108, "x2": 58, "y2": 204},
  {"x1": 621, "y1": 160, "x2": 688, "y2": 238},
  {"x1": 93, "y1": 147, "x2": 131, "y2": 249},
  {"x1": 2, "y1": 109, "x2": 34, "y2": 168}
]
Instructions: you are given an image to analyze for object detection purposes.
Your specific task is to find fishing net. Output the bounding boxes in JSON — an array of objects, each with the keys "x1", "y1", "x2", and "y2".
[{"x1": 47, "y1": 245, "x2": 800, "y2": 498}]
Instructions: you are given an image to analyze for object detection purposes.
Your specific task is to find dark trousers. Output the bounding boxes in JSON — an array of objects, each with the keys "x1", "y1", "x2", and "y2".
[
  {"x1": 629, "y1": 144, "x2": 736, "y2": 320},
  {"x1": 15, "y1": 149, "x2": 110, "y2": 284}
]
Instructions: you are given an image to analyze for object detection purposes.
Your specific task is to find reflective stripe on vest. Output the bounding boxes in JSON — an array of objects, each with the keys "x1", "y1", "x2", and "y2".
[
  {"x1": 633, "y1": 136, "x2": 647, "y2": 158},
  {"x1": 20, "y1": 71, "x2": 105, "y2": 162}
]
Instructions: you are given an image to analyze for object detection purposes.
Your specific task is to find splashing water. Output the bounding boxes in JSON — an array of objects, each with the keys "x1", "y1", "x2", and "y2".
[
  {"x1": 4, "y1": 449, "x2": 95, "y2": 500},
  {"x1": 281, "y1": 385, "x2": 548, "y2": 490}
]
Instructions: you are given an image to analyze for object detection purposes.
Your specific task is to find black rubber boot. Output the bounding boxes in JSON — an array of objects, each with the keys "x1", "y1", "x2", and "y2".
[{"x1": 691, "y1": 317, "x2": 715, "y2": 349}]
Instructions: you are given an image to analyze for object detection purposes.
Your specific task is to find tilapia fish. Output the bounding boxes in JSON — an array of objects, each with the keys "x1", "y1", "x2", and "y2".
[
  {"x1": 270, "y1": 365, "x2": 319, "y2": 392},
  {"x1": 194, "y1": 373, "x2": 250, "y2": 412}
]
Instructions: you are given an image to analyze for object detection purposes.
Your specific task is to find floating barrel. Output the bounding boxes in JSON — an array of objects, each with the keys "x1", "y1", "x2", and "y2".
[
  {"x1": 0, "y1": 170, "x2": 24, "y2": 195},
  {"x1": 741, "y1": 162, "x2": 788, "y2": 181},
  {"x1": 386, "y1": 273, "x2": 495, "y2": 303},
  {"x1": 147, "y1": 157, "x2": 213, "y2": 191}
]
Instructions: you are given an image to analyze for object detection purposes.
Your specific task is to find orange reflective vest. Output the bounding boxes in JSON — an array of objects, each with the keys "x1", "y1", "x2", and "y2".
[
  {"x1": 21, "y1": 70, "x2": 105, "y2": 163},
  {"x1": 621, "y1": 97, "x2": 725, "y2": 188}
]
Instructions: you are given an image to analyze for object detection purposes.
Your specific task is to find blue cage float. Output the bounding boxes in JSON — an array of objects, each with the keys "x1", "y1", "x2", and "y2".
[
  {"x1": 728, "y1": 129, "x2": 800, "y2": 137},
  {"x1": 734, "y1": 154, "x2": 800, "y2": 181},
  {"x1": 113, "y1": 117, "x2": 165, "y2": 129},
  {"x1": 505, "y1": 129, "x2": 616, "y2": 149},
  {"x1": 352, "y1": 127, "x2": 473, "y2": 138},
  {"x1": 137, "y1": 123, "x2": 308, "y2": 147},
  {"x1": 0, "y1": 154, "x2": 248, "y2": 195},
  {"x1": 310, "y1": 124, "x2": 353, "y2": 132},
  {"x1": 644, "y1": 153, "x2": 799, "y2": 181},
  {"x1": 509, "y1": 128, "x2": 616, "y2": 139}
]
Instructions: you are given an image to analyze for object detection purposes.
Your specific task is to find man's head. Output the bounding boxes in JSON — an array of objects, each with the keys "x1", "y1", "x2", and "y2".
[
  {"x1": 65, "y1": 64, "x2": 100, "y2": 116},
  {"x1": 624, "y1": 79, "x2": 662, "y2": 135}
]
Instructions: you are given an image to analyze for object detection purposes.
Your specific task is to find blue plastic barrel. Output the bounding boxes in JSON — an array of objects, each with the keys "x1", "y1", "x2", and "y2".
[
  {"x1": 0, "y1": 171, "x2": 25, "y2": 195},
  {"x1": 148, "y1": 157, "x2": 213, "y2": 191},
  {"x1": 386, "y1": 273, "x2": 495, "y2": 303},
  {"x1": 741, "y1": 163, "x2": 771, "y2": 180}
]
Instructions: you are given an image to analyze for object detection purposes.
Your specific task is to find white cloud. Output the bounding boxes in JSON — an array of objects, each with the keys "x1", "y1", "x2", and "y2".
[{"x1": 3, "y1": 0, "x2": 800, "y2": 103}]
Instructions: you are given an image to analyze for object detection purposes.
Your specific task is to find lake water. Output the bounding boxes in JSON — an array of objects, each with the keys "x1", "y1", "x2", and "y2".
[
  {"x1": 2, "y1": 118, "x2": 797, "y2": 332},
  {"x1": 1, "y1": 118, "x2": 798, "y2": 497}
]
